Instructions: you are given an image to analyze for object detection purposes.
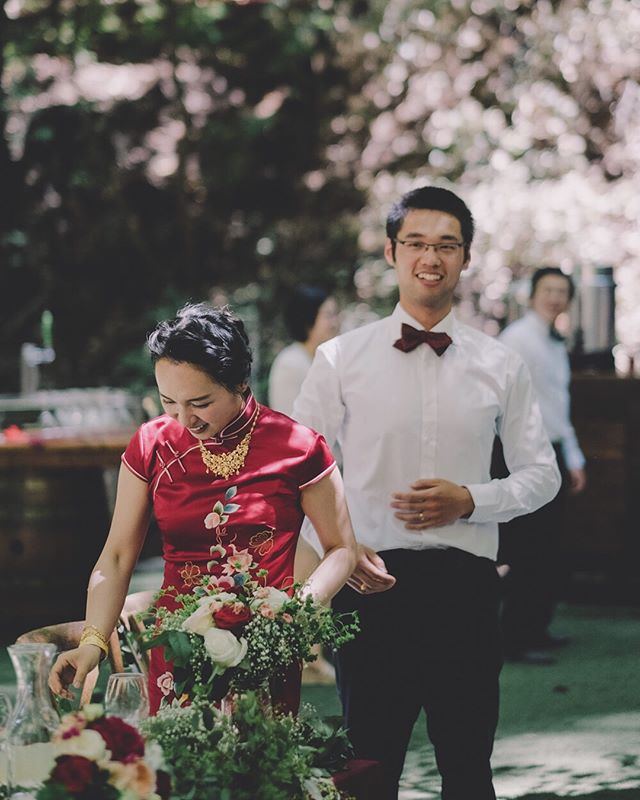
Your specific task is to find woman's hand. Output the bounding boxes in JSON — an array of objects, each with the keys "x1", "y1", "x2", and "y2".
[
  {"x1": 48, "y1": 645, "x2": 102, "y2": 700},
  {"x1": 347, "y1": 544, "x2": 396, "y2": 594}
]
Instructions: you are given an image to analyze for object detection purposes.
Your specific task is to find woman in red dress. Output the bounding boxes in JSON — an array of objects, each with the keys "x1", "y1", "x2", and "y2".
[{"x1": 49, "y1": 303, "x2": 357, "y2": 713}]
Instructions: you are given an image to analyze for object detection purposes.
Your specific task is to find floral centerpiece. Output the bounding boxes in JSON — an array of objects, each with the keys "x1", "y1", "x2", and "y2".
[
  {"x1": 36, "y1": 704, "x2": 170, "y2": 800},
  {"x1": 141, "y1": 691, "x2": 351, "y2": 800},
  {"x1": 142, "y1": 541, "x2": 358, "y2": 705}
]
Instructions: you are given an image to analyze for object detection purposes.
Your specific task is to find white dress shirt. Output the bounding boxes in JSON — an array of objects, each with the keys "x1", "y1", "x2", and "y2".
[
  {"x1": 268, "y1": 342, "x2": 312, "y2": 416},
  {"x1": 499, "y1": 311, "x2": 585, "y2": 471},
  {"x1": 294, "y1": 303, "x2": 560, "y2": 561}
]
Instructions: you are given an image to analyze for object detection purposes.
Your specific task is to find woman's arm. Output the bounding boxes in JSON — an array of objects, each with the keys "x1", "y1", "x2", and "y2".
[
  {"x1": 299, "y1": 467, "x2": 357, "y2": 605},
  {"x1": 49, "y1": 464, "x2": 152, "y2": 698}
]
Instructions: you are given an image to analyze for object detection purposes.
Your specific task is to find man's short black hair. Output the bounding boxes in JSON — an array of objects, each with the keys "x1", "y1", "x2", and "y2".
[
  {"x1": 386, "y1": 186, "x2": 474, "y2": 260},
  {"x1": 530, "y1": 267, "x2": 575, "y2": 300}
]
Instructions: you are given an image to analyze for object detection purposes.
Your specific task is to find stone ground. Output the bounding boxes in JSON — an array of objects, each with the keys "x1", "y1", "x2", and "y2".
[{"x1": 399, "y1": 713, "x2": 640, "y2": 798}]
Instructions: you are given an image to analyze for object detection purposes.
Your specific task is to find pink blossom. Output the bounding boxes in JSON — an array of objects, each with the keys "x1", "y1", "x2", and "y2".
[
  {"x1": 156, "y1": 672, "x2": 174, "y2": 697},
  {"x1": 204, "y1": 512, "x2": 222, "y2": 530},
  {"x1": 281, "y1": 613, "x2": 293, "y2": 624},
  {"x1": 222, "y1": 549, "x2": 253, "y2": 575}
]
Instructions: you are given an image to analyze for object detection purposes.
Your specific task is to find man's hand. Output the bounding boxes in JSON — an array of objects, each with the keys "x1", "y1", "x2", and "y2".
[
  {"x1": 392, "y1": 478, "x2": 475, "y2": 530},
  {"x1": 568, "y1": 468, "x2": 586, "y2": 495},
  {"x1": 347, "y1": 544, "x2": 396, "y2": 595}
]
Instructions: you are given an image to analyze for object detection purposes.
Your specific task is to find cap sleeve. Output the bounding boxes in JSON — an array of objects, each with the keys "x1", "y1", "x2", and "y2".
[
  {"x1": 121, "y1": 426, "x2": 150, "y2": 482},
  {"x1": 297, "y1": 432, "x2": 336, "y2": 490}
]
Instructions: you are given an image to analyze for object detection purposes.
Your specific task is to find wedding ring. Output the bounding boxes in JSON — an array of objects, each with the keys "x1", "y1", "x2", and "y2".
[
  {"x1": 419, "y1": 511, "x2": 425, "y2": 523},
  {"x1": 360, "y1": 582, "x2": 367, "y2": 592}
]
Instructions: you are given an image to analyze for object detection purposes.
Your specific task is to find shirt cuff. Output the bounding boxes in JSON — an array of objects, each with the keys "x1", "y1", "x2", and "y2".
[{"x1": 464, "y1": 483, "x2": 500, "y2": 524}]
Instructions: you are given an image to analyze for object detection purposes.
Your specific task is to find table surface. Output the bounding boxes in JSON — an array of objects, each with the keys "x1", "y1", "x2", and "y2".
[{"x1": 0, "y1": 432, "x2": 132, "y2": 468}]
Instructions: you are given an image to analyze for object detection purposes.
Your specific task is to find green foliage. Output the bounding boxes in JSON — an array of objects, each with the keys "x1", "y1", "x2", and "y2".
[
  {"x1": 1, "y1": 0, "x2": 375, "y2": 393},
  {"x1": 141, "y1": 692, "x2": 346, "y2": 800}
]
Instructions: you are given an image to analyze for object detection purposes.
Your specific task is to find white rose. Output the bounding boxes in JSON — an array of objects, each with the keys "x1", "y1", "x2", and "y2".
[
  {"x1": 250, "y1": 586, "x2": 289, "y2": 614},
  {"x1": 182, "y1": 603, "x2": 216, "y2": 635},
  {"x1": 82, "y1": 703, "x2": 104, "y2": 721},
  {"x1": 55, "y1": 728, "x2": 108, "y2": 761},
  {"x1": 202, "y1": 628, "x2": 247, "y2": 668},
  {"x1": 197, "y1": 592, "x2": 237, "y2": 606},
  {"x1": 183, "y1": 592, "x2": 239, "y2": 634}
]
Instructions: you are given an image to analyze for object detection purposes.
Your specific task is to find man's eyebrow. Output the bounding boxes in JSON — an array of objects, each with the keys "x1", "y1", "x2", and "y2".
[{"x1": 402, "y1": 232, "x2": 460, "y2": 240}]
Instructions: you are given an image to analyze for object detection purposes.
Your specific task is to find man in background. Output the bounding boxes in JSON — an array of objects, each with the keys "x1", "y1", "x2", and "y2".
[{"x1": 498, "y1": 267, "x2": 587, "y2": 664}]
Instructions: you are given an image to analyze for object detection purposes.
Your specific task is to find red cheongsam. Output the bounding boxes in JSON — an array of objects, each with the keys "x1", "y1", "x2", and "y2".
[{"x1": 122, "y1": 392, "x2": 335, "y2": 713}]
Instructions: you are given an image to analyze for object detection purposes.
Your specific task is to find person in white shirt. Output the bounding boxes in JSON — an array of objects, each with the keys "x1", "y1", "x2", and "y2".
[
  {"x1": 268, "y1": 285, "x2": 339, "y2": 417},
  {"x1": 269, "y1": 284, "x2": 340, "y2": 684},
  {"x1": 294, "y1": 186, "x2": 560, "y2": 800},
  {"x1": 497, "y1": 267, "x2": 586, "y2": 664}
]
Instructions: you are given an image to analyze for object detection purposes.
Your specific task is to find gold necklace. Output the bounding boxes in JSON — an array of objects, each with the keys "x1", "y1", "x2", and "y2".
[{"x1": 198, "y1": 406, "x2": 259, "y2": 480}]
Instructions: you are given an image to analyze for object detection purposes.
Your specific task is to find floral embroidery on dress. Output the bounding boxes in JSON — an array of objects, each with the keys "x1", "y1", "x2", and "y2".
[
  {"x1": 156, "y1": 671, "x2": 175, "y2": 697},
  {"x1": 250, "y1": 528, "x2": 275, "y2": 556},
  {"x1": 203, "y1": 485, "x2": 275, "y2": 565},
  {"x1": 203, "y1": 485, "x2": 241, "y2": 546},
  {"x1": 179, "y1": 561, "x2": 202, "y2": 587}
]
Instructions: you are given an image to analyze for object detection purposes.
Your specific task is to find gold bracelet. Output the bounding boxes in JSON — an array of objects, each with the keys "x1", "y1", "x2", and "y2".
[
  {"x1": 80, "y1": 626, "x2": 109, "y2": 660},
  {"x1": 81, "y1": 625, "x2": 109, "y2": 646}
]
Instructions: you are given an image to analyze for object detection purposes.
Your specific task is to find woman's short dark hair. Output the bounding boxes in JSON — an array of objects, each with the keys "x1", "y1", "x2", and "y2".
[
  {"x1": 147, "y1": 303, "x2": 252, "y2": 393},
  {"x1": 530, "y1": 267, "x2": 575, "y2": 300},
  {"x1": 386, "y1": 186, "x2": 475, "y2": 260},
  {"x1": 283, "y1": 285, "x2": 330, "y2": 342}
]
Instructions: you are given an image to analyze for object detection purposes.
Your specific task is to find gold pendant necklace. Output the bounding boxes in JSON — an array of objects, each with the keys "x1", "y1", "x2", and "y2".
[{"x1": 198, "y1": 406, "x2": 259, "y2": 480}]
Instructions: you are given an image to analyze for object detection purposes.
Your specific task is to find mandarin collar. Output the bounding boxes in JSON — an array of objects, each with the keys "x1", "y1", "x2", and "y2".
[
  {"x1": 205, "y1": 389, "x2": 258, "y2": 444},
  {"x1": 389, "y1": 303, "x2": 457, "y2": 344}
]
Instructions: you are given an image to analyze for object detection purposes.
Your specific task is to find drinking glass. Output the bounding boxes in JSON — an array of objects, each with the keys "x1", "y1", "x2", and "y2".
[
  {"x1": 0, "y1": 691, "x2": 13, "y2": 787},
  {"x1": 104, "y1": 673, "x2": 149, "y2": 727}
]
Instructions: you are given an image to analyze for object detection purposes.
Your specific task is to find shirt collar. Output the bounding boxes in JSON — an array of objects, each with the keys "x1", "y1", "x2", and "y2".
[
  {"x1": 389, "y1": 303, "x2": 457, "y2": 344},
  {"x1": 206, "y1": 389, "x2": 258, "y2": 444}
]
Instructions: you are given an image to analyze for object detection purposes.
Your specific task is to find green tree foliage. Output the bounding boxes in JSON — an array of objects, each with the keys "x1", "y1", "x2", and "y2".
[{"x1": 0, "y1": 0, "x2": 382, "y2": 392}]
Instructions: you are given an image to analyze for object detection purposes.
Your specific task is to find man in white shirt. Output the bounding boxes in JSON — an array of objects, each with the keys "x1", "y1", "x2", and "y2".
[
  {"x1": 497, "y1": 268, "x2": 586, "y2": 664},
  {"x1": 294, "y1": 186, "x2": 560, "y2": 800}
]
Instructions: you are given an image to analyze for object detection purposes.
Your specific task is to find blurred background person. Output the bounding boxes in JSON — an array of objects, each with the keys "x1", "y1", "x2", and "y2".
[
  {"x1": 268, "y1": 285, "x2": 340, "y2": 416},
  {"x1": 498, "y1": 267, "x2": 587, "y2": 665},
  {"x1": 269, "y1": 285, "x2": 340, "y2": 684}
]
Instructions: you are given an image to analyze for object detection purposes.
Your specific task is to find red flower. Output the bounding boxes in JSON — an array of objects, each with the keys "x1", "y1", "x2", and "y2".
[
  {"x1": 50, "y1": 755, "x2": 99, "y2": 793},
  {"x1": 213, "y1": 604, "x2": 252, "y2": 633},
  {"x1": 89, "y1": 716, "x2": 145, "y2": 763}
]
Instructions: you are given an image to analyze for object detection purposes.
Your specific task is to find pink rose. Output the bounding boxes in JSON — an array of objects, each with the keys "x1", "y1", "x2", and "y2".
[
  {"x1": 108, "y1": 759, "x2": 156, "y2": 796},
  {"x1": 281, "y1": 613, "x2": 293, "y2": 624},
  {"x1": 259, "y1": 604, "x2": 275, "y2": 619},
  {"x1": 156, "y1": 672, "x2": 174, "y2": 697}
]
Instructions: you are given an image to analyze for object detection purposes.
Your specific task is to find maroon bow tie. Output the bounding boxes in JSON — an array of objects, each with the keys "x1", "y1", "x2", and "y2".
[{"x1": 393, "y1": 323, "x2": 453, "y2": 356}]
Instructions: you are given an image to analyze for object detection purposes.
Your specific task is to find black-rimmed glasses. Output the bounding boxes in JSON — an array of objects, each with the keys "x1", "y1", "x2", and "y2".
[{"x1": 394, "y1": 239, "x2": 465, "y2": 257}]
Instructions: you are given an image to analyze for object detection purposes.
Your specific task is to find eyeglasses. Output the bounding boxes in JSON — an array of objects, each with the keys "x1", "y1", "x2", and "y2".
[{"x1": 394, "y1": 239, "x2": 465, "y2": 257}]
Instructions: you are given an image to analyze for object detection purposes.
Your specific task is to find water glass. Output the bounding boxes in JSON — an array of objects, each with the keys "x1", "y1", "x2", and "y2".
[
  {"x1": 104, "y1": 673, "x2": 149, "y2": 727},
  {"x1": 0, "y1": 691, "x2": 13, "y2": 786}
]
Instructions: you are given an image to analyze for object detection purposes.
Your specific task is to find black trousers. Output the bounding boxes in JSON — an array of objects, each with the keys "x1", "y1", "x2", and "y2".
[
  {"x1": 496, "y1": 443, "x2": 567, "y2": 654},
  {"x1": 332, "y1": 548, "x2": 502, "y2": 800}
]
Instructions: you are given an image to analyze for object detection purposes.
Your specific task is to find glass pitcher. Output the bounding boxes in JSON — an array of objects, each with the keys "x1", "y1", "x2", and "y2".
[{"x1": 6, "y1": 643, "x2": 60, "y2": 797}]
